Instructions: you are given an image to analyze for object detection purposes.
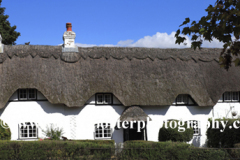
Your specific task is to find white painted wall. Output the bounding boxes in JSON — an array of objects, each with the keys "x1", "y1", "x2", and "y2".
[
  {"x1": 2, "y1": 90, "x2": 238, "y2": 147},
  {"x1": 213, "y1": 101, "x2": 240, "y2": 119},
  {"x1": 142, "y1": 105, "x2": 212, "y2": 147},
  {"x1": 0, "y1": 91, "x2": 125, "y2": 144}
]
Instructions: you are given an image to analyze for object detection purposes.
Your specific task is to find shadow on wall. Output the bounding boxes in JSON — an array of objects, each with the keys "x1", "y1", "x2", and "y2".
[
  {"x1": 37, "y1": 101, "x2": 82, "y2": 115},
  {"x1": 187, "y1": 106, "x2": 212, "y2": 115},
  {"x1": 112, "y1": 128, "x2": 123, "y2": 144},
  {"x1": 191, "y1": 136, "x2": 201, "y2": 147},
  {"x1": 141, "y1": 106, "x2": 169, "y2": 116}
]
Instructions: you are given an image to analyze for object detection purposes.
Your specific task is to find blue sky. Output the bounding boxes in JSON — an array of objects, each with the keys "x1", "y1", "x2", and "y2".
[{"x1": 2, "y1": 0, "x2": 223, "y2": 48}]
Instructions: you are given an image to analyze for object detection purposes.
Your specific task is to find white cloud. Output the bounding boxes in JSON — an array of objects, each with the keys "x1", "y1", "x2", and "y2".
[
  {"x1": 202, "y1": 38, "x2": 224, "y2": 48},
  {"x1": 74, "y1": 32, "x2": 225, "y2": 48},
  {"x1": 75, "y1": 43, "x2": 115, "y2": 47}
]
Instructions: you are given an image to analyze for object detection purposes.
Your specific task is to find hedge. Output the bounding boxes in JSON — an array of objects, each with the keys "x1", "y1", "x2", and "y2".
[
  {"x1": 206, "y1": 118, "x2": 240, "y2": 148},
  {"x1": 119, "y1": 140, "x2": 230, "y2": 160},
  {"x1": 0, "y1": 140, "x2": 114, "y2": 159},
  {"x1": 0, "y1": 140, "x2": 232, "y2": 159},
  {"x1": 158, "y1": 120, "x2": 194, "y2": 142},
  {"x1": 228, "y1": 143, "x2": 240, "y2": 159},
  {"x1": 71, "y1": 139, "x2": 115, "y2": 146}
]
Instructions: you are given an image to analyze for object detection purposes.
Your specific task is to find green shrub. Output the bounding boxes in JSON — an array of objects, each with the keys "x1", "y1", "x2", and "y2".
[
  {"x1": 71, "y1": 139, "x2": 115, "y2": 146},
  {"x1": 0, "y1": 140, "x2": 114, "y2": 159},
  {"x1": 0, "y1": 119, "x2": 11, "y2": 140},
  {"x1": 206, "y1": 118, "x2": 240, "y2": 148},
  {"x1": 42, "y1": 124, "x2": 64, "y2": 140},
  {"x1": 119, "y1": 140, "x2": 230, "y2": 160},
  {"x1": 121, "y1": 140, "x2": 191, "y2": 160},
  {"x1": 158, "y1": 120, "x2": 194, "y2": 142},
  {"x1": 228, "y1": 143, "x2": 240, "y2": 159},
  {"x1": 189, "y1": 148, "x2": 230, "y2": 160}
]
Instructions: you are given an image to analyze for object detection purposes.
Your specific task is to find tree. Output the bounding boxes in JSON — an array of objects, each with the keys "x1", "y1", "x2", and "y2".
[
  {"x1": 175, "y1": 0, "x2": 240, "y2": 70},
  {"x1": 0, "y1": 0, "x2": 20, "y2": 45}
]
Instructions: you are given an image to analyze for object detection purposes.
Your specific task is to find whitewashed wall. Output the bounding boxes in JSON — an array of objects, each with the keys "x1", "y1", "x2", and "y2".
[
  {"x1": 142, "y1": 105, "x2": 213, "y2": 147},
  {"x1": 1, "y1": 90, "x2": 235, "y2": 147},
  {"x1": 213, "y1": 101, "x2": 240, "y2": 119},
  {"x1": 0, "y1": 91, "x2": 125, "y2": 143}
]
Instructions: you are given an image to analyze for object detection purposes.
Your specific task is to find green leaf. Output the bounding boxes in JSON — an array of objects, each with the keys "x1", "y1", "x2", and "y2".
[
  {"x1": 179, "y1": 18, "x2": 190, "y2": 27},
  {"x1": 199, "y1": 28, "x2": 205, "y2": 34},
  {"x1": 182, "y1": 27, "x2": 190, "y2": 35},
  {"x1": 191, "y1": 21, "x2": 196, "y2": 25},
  {"x1": 191, "y1": 35, "x2": 198, "y2": 41}
]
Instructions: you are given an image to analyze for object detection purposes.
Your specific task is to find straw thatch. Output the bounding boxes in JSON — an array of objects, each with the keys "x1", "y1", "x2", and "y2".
[
  {"x1": 120, "y1": 106, "x2": 151, "y2": 121},
  {"x1": 0, "y1": 45, "x2": 239, "y2": 109}
]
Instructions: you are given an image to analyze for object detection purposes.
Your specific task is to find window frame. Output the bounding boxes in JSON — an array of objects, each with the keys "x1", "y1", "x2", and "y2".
[
  {"x1": 94, "y1": 123, "x2": 112, "y2": 139},
  {"x1": 173, "y1": 94, "x2": 196, "y2": 106},
  {"x1": 222, "y1": 91, "x2": 240, "y2": 102},
  {"x1": 95, "y1": 93, "x2": 113, "y2": 105},
  {"x1": 18, "y1": 89, "x2": 37, "y2": 101},
  {"x1": 19, "y1": 122, "x2": 38, "y2": 139},
  {"x1": 189, "y1": 120, "x2": 201, "y2": 136}
]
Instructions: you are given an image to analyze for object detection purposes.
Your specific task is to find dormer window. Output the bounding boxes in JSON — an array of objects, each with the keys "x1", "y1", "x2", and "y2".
[
  {"x1": 173, "y1": 94, "x2": 195, "y2": 105},
  {"x1": 222, "y1": 91, "x2": 239, "y2": 102},
  {"x1": 96, "y1": 93, "x2": 112, "y2": 105},
  {"x1": 18, "y1": 89, "x2": 37, "y2": 100}
]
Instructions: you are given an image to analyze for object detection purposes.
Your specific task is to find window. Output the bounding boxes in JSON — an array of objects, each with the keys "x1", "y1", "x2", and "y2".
[
  {"x1": 19, "y1": 122, "x2": 38, "y2": 139},
  {"x1": 18, "y1": 89, "x2": 37, "y2": 100},
  {"x1": 222, "y1": 92, "x2": 239, "y2": 102},
  {"x1": 189, "y1": 120, "x2": 200, "y2": 136},
  {"x1": 94, "y1": 123, "x2": 112, "y2": 139},
  {"x1": 96, "y1": 93, "x2": 112, "y2": 104},
  {"x1": 174, "y1": 94, "x2": 195, "y2": 105}
]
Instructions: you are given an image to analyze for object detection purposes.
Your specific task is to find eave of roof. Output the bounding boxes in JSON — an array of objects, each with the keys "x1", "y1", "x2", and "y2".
[{"x1": 0, "y1": 45, "x2": 239, "y2": 109}]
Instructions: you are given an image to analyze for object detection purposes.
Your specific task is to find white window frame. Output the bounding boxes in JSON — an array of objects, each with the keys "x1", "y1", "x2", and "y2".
[
  {"x1": 232, "y1": 92, "x2": 239, "y2": 102},
  {"x1": 19, "y1": 122, "x2": 38, "y2": 139},
  {"x1": 28, "y1": 89, "x2": 37, "y2": 100},
  {"x1": 19, "y1": 89, "x2": 28, "y2": 100},
  {"x1": 176, "y1": 95, "x2": 188, "y2": 105},
  {"x1": 18, "y1": 89, "x2": 37, "y2": 101},
  {"x1": 96, "y1": 93, "x2": 112, "y2": 104},
  {"x1": 94, "y1": 123, "x2": 112, "y2": 139},
  {"x1": 223, "y1": 92, "x2": 239, "y2": 102},
  {"x1": 189, "y1": 120, "x2": 200, "y2": 136}
]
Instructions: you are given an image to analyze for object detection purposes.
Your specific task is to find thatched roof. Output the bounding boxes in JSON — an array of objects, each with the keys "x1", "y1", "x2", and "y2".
[
  {"x1": 0, "y1": 45, "x2": 239, "y2": 109},
  {"x1": 120, "y1": 106, "x2": 151, "y2": 121}
]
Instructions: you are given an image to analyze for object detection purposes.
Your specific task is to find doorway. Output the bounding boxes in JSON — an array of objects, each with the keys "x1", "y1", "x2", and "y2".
[{"x1": 123, "y1": 122, "x2": 147, "y2": 142}]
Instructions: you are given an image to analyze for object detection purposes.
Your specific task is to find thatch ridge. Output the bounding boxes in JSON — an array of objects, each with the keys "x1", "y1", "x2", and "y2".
[
  {"x1": 2, "y1": 45, "x2": 222, "y2": 63},
  {"x1": 0, "y1": 45, "x2": 239, "y2": 109}
]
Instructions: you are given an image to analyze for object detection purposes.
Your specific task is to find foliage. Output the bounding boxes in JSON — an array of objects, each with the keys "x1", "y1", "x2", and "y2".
[
  {"x1": 120, "y1": 140, "x2": 229, "y2": 160},
  {"x1": 0, "y1": 0, "x2": 20, "y2": 45},
  {"x1": 71, "y1": 139, "x2": 115, "y2": 146},
  {"x1": 206, "y1": 118, "x2": 240, "y2": 148},
  {"x1": 175, "y1": 0, "x2": 240, "y2": 70},
  {"x1": 0, "y1": 119, "x2": 11, "y2": 140},
  {"x1": 41, "y1": 124, "x2": 64, "y2": 140},
  {"x1": 189, "y1": 148, "x2": 230, "y2": 160},
  {"x1": 0, "y1": 140, "x2": 231, "y2": 159},
  {"x1": 0, "y1": 140, "x2": 114, "y2": 159},
  {"x1": 158, "y1": 120, "x2": 194, "y2": 142},
  {"x1": 229, "y1": 143, "x2": 240, "y2": 158}
]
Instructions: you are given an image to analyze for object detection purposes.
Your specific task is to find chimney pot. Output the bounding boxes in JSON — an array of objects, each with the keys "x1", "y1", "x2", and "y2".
[{"x1": 66, "y1": 23, "x2": 72, "y2": 31}]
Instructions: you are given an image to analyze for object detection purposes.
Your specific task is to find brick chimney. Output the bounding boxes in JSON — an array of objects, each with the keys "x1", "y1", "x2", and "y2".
[{"x1": 62, "y1": 23, "x2": 78, "y2": 52}]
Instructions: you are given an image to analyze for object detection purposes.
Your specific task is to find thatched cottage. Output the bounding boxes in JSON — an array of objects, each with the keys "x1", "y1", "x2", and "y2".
[{"x1": 0, "y1": 23, "x2": 239, "y2": 147}]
